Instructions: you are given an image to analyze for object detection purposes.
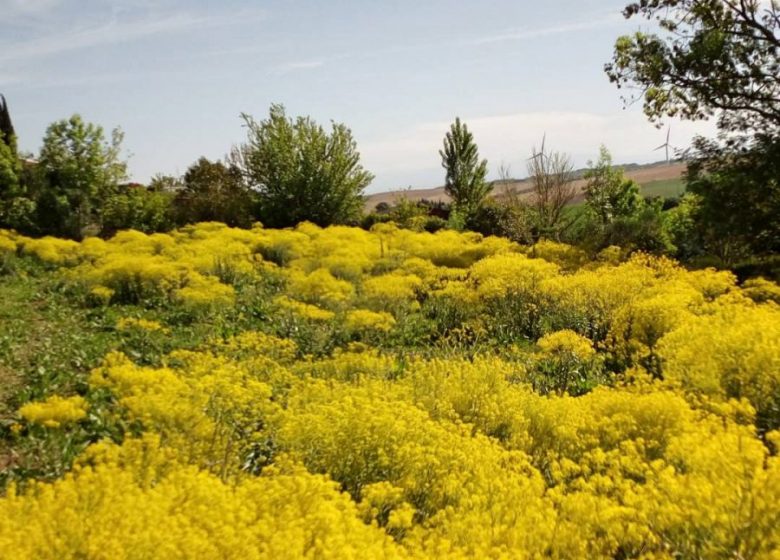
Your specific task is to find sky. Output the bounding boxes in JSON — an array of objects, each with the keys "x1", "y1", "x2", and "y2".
[{"x1": 0, "y1": 0, "x2": 717, "y2": 193}]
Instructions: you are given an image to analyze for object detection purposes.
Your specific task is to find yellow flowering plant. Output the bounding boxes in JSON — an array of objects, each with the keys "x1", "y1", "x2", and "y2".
[
  {"x1": 19, "y1": 395, "x2": 88, "y2": 429},
  {"x1": 1, "y1": 224, "x2": 779, "y2": 558}
]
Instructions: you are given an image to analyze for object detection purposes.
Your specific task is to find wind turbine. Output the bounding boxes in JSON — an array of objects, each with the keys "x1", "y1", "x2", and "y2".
[
  {"x1": 528, "y1": 133, "x2": 547, "y2": 163},
  {"x1": 654, "y1": 127, "x2": 673, "y2": 163}
]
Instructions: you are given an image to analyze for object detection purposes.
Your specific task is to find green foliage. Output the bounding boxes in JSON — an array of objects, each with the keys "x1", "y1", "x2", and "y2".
[
  {"x1": 360, "y1": 212, "x2": 392, "y2": 230},
  {"x1": 174, "y1": 157, "x2": 255, "y2": 228},
  {"x1": 421, "y1": 215, "x2": 447, "y2": 233},
  {"x1": 686, "y1": 135, "x2": 780, "y2": 263},
  {"x1": 0, "y1": 95, "x2": 15, "y2": 148},
  {"x1": 466, "y1": 199, "x2": 534, "y2": 244},
  {"x1": 0, "y1": 146, "x2": 22, "y2": 229},
  {"x1": 665, "y1": 193, "x2": 706, "y2": 261},
  {"x1": 0, "y1": 96, "x2": 22, "y2": 226},
  {"x1": 239, "y1": 104, "x2": 373, "y2": 228},
  {"x1": 603, "y1": 198, "x2": 676, "y2": 255},
  {"x1": 387, "y1": 195, "x2": 428, "y2": 230},
  {"x1": 531, "y1": 330, "x2": 603, "y2": 396},
  {"x1": 606, "y1": 2, "x2": 780, "y2": 265},
  {"x1": 0, "y1": 139, "x2": 20, "y2": 201},
  {"x1": 440, "y1": 118, "x2": 491, "y2": 219},
  {"x1": 445, "y1": 206, "x2": 467, "y2": 231},
  {"x1": 606, "y1": 0, "x2": 780, "y2": 134},
  {"x1": 36, "y1": 115, "x2": 127, "y2": 239},
  {"x1": 0, "y1": 197, "x2": 37, "y2": 234},
  {"x1": 583, "y1": 146, "x2": 643, "y2": 226},
  {"x1": 148, "y1": 173, "x2": 183, "y2": 192},
  {"x1": 101, "y1": 185, "x2": 174, "y2": 236}
]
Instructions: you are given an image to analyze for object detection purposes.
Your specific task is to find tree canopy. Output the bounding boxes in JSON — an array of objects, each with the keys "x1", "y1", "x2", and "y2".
[
  {"x1": 239, "y1": 104, "x2": 373, "y2": 228},
  {"x1": 606, "y1": 0, "x2": 780, "y2": 267},
  {"x1": 686, "y1": 134, "x2": 780, "y2": 261},
  {"x1": 0, "y1": 95, "x2": 20, "y2": 202},
  {"x1": 584, "y1": 146, "x2": 643, "y2": 227},
  {"x1": 605, "y1": 0, "x2": 780, "y2": 135},
  {"x1": 37, "y1": 114, "x2": 127, "y2": 238},
  {"x1": 174, "y1": 157, "x2": 255, "y2": 228}
]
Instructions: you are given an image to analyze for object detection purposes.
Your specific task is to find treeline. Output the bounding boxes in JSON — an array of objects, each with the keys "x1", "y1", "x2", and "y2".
[
  {"x1": 0, "y1": 98, "x2": 775, "y2": 279},
  {"x1": 0, "y1": 102, "x2": 373, "y2": 239},
  {"x1": 371, "y1": 129, "x2": 682, "y2": 259}
]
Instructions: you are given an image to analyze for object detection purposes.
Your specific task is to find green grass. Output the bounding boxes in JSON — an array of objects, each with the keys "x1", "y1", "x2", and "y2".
[
  {"x1": 0, "y1": 274, "x2": 115, "y2": 415},
  {"x1": 640, "y1": 178, "x2": 686, "y2": 199},
  {"x1": 0, "y1": 259, "x2": 253, "y2": 483}
]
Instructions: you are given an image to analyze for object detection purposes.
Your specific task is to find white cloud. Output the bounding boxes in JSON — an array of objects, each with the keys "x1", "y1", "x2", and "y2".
[
  {"x1": 471, "y1": 14, "x2": 623, "y2": 46},
  {"x1": 249, "y1": 12, "x2": 625, "y2": 77},
  {"x1": 361, "y1": 110, "x2": 718, "y2": 191},
  {"x1": 0, "y1": 7, "x2": 266, "y2": 65}
]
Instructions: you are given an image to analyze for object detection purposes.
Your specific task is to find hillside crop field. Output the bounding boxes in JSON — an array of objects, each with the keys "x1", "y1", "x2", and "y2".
[
  {"x1": 364, "y1": 162, "x2": 687, "y2": 210},
  {"x1": 640, "y1": 178, "x2": 686, "y2": 200},
  {"x1": 1, "y1": 222, "x2": 779, "y2": 558}
]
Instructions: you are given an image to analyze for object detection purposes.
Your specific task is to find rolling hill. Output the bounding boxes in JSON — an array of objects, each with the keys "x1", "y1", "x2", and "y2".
[{"x1": 365, "y1": 161, "x2": 686, "y2": 212}]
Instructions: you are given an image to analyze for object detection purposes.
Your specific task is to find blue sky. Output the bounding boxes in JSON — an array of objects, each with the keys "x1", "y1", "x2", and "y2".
[{"x1": 1, "y1": 0, "x2": 715, "y2": 193}]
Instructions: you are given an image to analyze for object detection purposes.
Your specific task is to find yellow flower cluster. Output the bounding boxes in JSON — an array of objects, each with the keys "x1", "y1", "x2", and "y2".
[
  {"x1": 116, "y1": 317, "x2": 168, "y2": 333},
  {"x1": 530, "y1": 238, "x2": 590, "y2": 270},
  {"x1": 344, "y1": 309, "x2": 396, "y2": 332},
  {"x1": 20, "y1": 236, "x2": 81, "y2": 265},
  {"x1": 274, "y1": 295, "x2": 335, "y2": 321},
  {"x1": 2, "y1": 223, "x2": 780, "y2": 558},
  {"x1": 0, "y1": 436, "x2": 405, "y2": 560},
  {"x1": 0, "y1": 230, "x2": 17, "y2": 255},
  {"x1": 658, "y1": 301, "x2": 780, "y2": 431},
  {"x1": 18, "y1": 395, "x2": 88, "y2": 429},
  {"x1": 537, "y1": 329, "x2": 595, "y2": 360}
]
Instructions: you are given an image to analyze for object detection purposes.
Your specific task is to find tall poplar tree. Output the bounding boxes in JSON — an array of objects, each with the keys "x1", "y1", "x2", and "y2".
[{"x1": 439, "y1": 118, "x2": 490, "y2": 220}]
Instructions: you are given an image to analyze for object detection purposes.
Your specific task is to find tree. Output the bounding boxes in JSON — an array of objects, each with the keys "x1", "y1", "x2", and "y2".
[
  {"x1": 0, "y1": 95, "x2": 15, "y2": 145},
  {"x1": 666, "y1": 193, "x2": 707, "y2": 260},
  {"x1": 0, "y1": 95, "x2": 22, "y2": 209},
  {"x1": 603, "y1": 198, "x2": 676, "y2": 255},
  {"x1": 101, "y1": 185, "x2": 174, "y2": 237},
  {"x1": 174, "y1": 157, "x2": 255, "y2": 228},
  {"x1": 583, "y1": 146, "x2": 643, "y2": 227},
  {"x1": 37, "y1": 114, "x2": 127, "y2": 238},
  {"x1": 238, "y1": 104, "x2": 373, "y2": 228},
  {"x1": 467, "y1": 199, "x2": 535, "y2": 244},
  {"x1": 148, "y1": 173, "x2": 184, "y2": 192},
  {"x1": 527, "y1": 143, "x2": 576, "y2": 239},
  {"x1": 606, "y1": 0, "x2": 780, "y2": 264},
  {"x1": 1, "y1": 96, "x2": 39, "y2": 233},
  {"x1": 439, "y1": 118, "x2": 491, "y2": 220},
  {"x1": 686, "y1": 135, "x2": 780, "y2": 262},
  {"x1": 605, "y1": 0, "x2": 780, "y2": 135}
]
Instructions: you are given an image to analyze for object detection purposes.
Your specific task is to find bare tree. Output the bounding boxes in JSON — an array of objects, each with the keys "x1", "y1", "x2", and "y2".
[{"x1": 527, "y1": 142, "x2": 576, "y2": 239}]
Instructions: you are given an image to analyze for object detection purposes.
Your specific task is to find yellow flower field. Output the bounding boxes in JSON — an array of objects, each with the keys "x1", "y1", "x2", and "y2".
[{"x1": 1, "y1": 223, "x2": 779, "y2": 559}]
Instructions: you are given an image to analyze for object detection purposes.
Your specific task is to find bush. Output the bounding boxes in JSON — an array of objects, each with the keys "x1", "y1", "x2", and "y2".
[
  {"x1": 173, "y1": 158, "x2": 256, "y2": 228},
  {"x1": 239, "y1": 104, "x2": 373, "y2": 228},
  {"x1": 466, "y1": 200, "x2": 534, "y2": 243},
  {"x1": 101, "y1": 186, "x2": 174, "y2": 236}
]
